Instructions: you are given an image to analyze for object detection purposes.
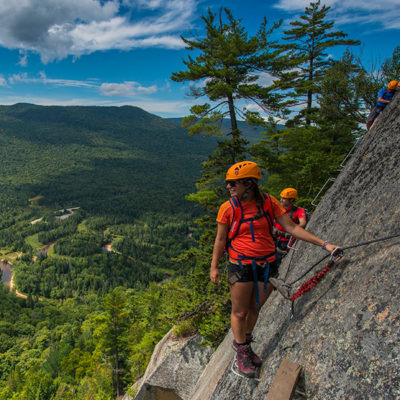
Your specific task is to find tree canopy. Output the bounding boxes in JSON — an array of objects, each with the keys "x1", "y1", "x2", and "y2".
[{"x1": 271, "y1": 0, "x2": 360, "y2": 125}]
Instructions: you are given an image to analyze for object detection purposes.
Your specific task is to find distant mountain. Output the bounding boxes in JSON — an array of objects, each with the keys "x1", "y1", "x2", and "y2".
[
  {"x1": 168, "y1": 118, "x2": 284, "y2": 144},
  {"x1": 0, "y1": 104, "x2": 217, "y2": 216}
]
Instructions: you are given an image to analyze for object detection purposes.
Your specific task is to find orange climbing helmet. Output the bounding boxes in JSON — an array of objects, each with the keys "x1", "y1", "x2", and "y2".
[
  {"x1": 280, "y1": 188, "x2": 298, "y2": 199},
  {"x1": 387, "y1": 80, "x2": 398, "y2": 90},
  {"x1": 226, "y1": 161, "x2": 261, "y2": 181}
]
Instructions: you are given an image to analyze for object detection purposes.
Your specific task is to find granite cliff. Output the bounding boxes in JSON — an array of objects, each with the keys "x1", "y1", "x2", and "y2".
[{"x1": 128, "y1": 93, "x2": 400, "y2": 400}]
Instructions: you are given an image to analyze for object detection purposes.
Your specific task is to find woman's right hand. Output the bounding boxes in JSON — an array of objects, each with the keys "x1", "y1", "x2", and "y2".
[{"x1": 210, "y1": 266, "x2": 221, "y2": 284}]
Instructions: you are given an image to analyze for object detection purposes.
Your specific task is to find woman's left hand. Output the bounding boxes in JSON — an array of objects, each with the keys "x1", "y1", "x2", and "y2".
[{"x1": 324, "y1": 243, "x2": 340, "y2": 253}]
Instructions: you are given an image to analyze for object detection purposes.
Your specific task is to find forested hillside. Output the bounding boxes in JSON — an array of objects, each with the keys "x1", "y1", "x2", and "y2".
[
  {"x1": 0, "y1": 103, "x2": 216, "y2": 216},
  {"x1": 0, "y1": 103, "x2": 221, "y2": 399},
  {"x1": 0, "y1": 2, "x2": 399, "y2": 400}
]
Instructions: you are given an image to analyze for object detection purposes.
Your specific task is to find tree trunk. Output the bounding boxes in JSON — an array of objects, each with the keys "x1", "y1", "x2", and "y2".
[
  {"x1": 306, "y1": 40, "x2": 315, "y2": 125},
  {"x1": 227, "y1": 94, "x2": 238, "y2": 136}
]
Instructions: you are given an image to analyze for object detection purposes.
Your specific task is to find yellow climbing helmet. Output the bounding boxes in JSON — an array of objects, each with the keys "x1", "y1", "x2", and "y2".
[
  {"x1": 280, "y1": 188, "x2": 298, "y2": 199},
  {"x1": 387, "y1": 80, "x2": 398, "y2": 90},
  {"x1": 226, "y1": 161, "x2": 261, "y2": 181}
]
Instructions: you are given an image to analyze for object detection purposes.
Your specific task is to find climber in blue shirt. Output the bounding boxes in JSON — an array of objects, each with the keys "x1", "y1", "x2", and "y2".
[{"x1": 366, "y1": 80, "x2": 398, "y2": 130}]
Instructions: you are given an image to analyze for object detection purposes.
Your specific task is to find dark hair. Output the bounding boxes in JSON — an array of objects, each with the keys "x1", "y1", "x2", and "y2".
[
  {"x1": 238, "y1": 179, "x2": 264, "y2": 219},
  {"x1": 253, "y1": 182, "x2": 265, "y2": 220},
  {"x1": 242, "y1": 178, "x2": 264, "y2": 219}
]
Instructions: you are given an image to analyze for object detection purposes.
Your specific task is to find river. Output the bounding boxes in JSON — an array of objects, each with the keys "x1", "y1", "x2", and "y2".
[
  {"x1": 0, "y1": 262, "x2": 12, "y2": 286},
  {"x1": 37, "y1": 241, "x2": 56, "y2": 257}
]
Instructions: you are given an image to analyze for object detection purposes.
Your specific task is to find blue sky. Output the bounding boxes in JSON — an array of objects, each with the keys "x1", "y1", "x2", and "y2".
[{"x1": 0, "y1": 0, "x2": 399, "y2": 118}]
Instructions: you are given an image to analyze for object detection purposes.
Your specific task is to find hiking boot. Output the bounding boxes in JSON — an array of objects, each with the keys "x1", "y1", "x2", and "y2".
[
  {"x1": 245, "y1": 335, "x2": 262, "y2": 367},
  {"x1": 232, "y1": 342, "x2": 255, "y2": 378}
]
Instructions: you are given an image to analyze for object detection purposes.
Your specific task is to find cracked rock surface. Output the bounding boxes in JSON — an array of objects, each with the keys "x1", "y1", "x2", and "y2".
[{"x1": 198, "y1": 95, "x2": 400, "y2": 400}]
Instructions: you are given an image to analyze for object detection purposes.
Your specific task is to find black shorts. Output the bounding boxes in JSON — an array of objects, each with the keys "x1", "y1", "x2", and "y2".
[
  {"x1": 366, "y1": 107, "x2": 381, "y2": 123},
  {"x1": 228, "y1": 261, "x2": 279, "y2": 283}
]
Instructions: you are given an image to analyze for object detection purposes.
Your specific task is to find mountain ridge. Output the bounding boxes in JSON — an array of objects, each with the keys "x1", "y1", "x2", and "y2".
[{"x1": 0, "y1": 103, "x2": 217, "y2": 215}]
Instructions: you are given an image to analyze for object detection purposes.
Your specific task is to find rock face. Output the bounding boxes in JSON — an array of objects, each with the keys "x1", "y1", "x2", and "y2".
[
  {"x1": 129, "y1": 94, "x2": 400, "y2": 400},
  {"x1": 124, "y1": 329, "x2": 213, "y2": 400},
  {"x1": 191, "y1": 93, "x2": 400, "y2": 399}
]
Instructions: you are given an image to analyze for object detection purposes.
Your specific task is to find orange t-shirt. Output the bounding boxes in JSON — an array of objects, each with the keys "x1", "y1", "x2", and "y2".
[{"x1": 217, "y1": 195, "x2": 285, "y2": 263}]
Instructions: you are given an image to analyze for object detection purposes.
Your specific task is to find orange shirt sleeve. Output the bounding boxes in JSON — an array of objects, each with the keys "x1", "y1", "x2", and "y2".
[{"x1": 216, "y1": 201, "x2": 232, "y2": 225}]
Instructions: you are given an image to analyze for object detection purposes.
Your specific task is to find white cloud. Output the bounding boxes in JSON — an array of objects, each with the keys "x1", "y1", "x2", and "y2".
[
  {"x1": 0, "y1": 0, "x2": 196, "y2": 63},
  {"x1": 18, "y1": 50, "x2": 28, "y2": 67},
  {"x1": 8, "y1": 72, "x2": 98, "y2": 88},
  {"x1": 5, "y1": 71, "x2": 159, "y2": 99},
  {"x1": 274, "y1": 0, "x2": 310, "y2": 10},
  {"x1": 255, "y1": 72, "x2": 276, "y2": 87},
  {"x1": 274, "y1": 0, "x2": 400, "y2": 30},
  {"x1": 100, "y1": 81, "x2": 158, "y2": 96}
]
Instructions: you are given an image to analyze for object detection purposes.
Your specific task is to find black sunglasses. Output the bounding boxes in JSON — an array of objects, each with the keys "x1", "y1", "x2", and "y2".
[{"x1": 226, "y1": 179, "x2": 252, "y2": 187}]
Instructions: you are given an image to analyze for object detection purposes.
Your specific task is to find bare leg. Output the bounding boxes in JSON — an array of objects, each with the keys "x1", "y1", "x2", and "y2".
[
  {"x1": 245, "y1": 282, "x2": 274, "y2": 334},
  {"x1": 230, "y1": 281, "x2": 253, "y2": 343},
  {"x1": 370, "y1": 117, "x2": 379, "y2": 130},
  {"x1": 230, "y1": 281, "x2": 274, "y2": 343}
]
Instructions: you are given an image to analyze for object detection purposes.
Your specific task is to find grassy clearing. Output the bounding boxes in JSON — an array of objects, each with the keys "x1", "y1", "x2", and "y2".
[
  {"x1": 77, "y1": 220, "x2": 88, "y2": 232},
  {"x1": 25, "y1": 234, "x2": 43, "y2": 249},
  {"x1": 28, "y1": 195, "x2": 44, "y2": 204},
  {"x1": 0, "y1": 251, "x2": 22, "y2": 262}
]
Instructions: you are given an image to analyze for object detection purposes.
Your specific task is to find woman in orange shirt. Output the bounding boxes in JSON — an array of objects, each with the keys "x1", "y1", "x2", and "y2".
[{"x1": 210, "y1": 161, "x2": 338, "y2": 378}]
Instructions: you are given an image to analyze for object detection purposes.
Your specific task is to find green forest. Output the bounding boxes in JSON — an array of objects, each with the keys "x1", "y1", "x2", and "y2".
[{"x1": 0, "y1": 2, "x2": 399, "y2": 399}]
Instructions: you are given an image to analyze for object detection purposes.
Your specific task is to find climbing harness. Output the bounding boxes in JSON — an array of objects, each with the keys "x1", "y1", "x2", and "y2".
[
  {"x1": 226, "y1": 193, "x2": 275, "y2": 306},
  {"x1": 270, "y1": 233, "x2": 400, "y2": 318}
]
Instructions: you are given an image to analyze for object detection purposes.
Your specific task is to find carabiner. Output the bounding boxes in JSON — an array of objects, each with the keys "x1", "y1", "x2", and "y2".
[{"x1": 330, "y1": 247, "x2": 344, "y2": 263}]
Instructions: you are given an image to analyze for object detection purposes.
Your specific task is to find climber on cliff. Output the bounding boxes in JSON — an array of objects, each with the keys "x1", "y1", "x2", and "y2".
[
  {"x1": 273, "y1": 188, "x2": 307, "y2": 266},
  {"x1": 210, "y1": 161, "x2": 339, "y2": 378},
  {"x1": 366, "y1": 80, "x2": 398, "y2": 130}
]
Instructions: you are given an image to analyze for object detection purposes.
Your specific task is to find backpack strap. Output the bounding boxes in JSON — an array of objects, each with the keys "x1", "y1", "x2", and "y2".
[
  {"x1": 226, "y1": 193, "x2": 276, "y2": 306},
  {"x1": 261, "y1": 193, "x2": 274, "y2": 236},
  {"x1": 289, "y1": 205, "x2": 298, "y2": 220},
  {"x1": 227, "y1": 196, "x2": 243, "y2": 242}
]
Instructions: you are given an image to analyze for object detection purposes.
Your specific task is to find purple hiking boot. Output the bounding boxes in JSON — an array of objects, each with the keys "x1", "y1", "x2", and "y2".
[
  {"x1": 245, "y1": 334, "x2": 262, "y2": 367},
  {"x1": 232, "y1": 341, "x2": 255, "y2": 378}
]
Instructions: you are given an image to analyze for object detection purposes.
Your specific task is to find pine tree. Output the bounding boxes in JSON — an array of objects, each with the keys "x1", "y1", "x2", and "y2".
[
  {"x1": 272, "y1": 0, "x2": 360, "y2": 125},
  {"x1": 382, "y1": 46, "x2": 400, "y2": 82},
  {"x1": 251, "y1": 53, "x2": 366, "y2": 204},
  {"x1": 172, "y1": 8, "x2": 281, "y2": 216},
  {"x1": 172, "y1": 7, "x2": 280, "y2": 139},
  {"x1": 317, "y1": 51, "x2": 367, "y2": 128},
  {"x1": 102, "y1": 287, "x2": 131, "y2": 398}
]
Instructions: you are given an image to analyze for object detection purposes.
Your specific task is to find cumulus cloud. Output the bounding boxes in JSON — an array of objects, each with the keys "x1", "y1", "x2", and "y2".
[
  {"x1": 0, "y1": 0, "x2": 196, "y2": 63},
  {"x1": 5, "y1": 71, "x2": 159, "y2": 98},
  {"x1": 100, "y1": 81, "x2": 158, "y2": 96},
  {"x1": 274, "y1": 0, "x2": 400, "y2": 30}
]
